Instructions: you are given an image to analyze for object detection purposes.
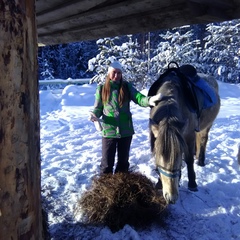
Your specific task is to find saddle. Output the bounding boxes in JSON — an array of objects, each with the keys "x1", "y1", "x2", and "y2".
[{"x1": 178, "y1": 64, "x2": 204, "y2": 118}]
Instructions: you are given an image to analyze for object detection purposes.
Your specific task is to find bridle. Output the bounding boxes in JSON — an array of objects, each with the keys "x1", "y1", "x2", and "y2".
[{"x1": 157, "y1": 165, "x2": 181, "y2": 179}]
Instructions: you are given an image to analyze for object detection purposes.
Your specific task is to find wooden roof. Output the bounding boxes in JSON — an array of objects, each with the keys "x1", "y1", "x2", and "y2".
[{"x1": 36, "y1": 0, "x2": 240, "y2": 45}]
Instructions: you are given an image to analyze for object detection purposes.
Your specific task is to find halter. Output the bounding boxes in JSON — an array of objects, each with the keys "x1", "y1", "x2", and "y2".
[{"x1": 157, "y1": 166, "x2": 181, "y2": 179}]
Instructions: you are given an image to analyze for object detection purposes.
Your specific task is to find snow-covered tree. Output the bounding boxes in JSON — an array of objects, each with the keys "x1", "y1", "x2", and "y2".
[
  {"x1": 150, "y1": 25, "x2": 202, "y2": 78},
  {"x1": 38, "y1": 41, "x2": 97, "y2": 80},
  {"x1": 87, "y1": 37, "x2": 124, "y2": 83},
  {"x1": 88, "y1": 35, "x2": 151, "y2": 89},
  {"x1": 38, "y1": 19, "x2": 240, "y2": 85},
  {"x1": 200, "y1": 20, "x2": 240, "y2": 83},
  {"x1": 39, "y1": 59, "x2": 55, "y2": 80}
]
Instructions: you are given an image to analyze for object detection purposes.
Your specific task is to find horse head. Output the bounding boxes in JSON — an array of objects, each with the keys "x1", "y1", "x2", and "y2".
[{"x1": 150, "y1": 115, "x2": 189, "y2": 204}]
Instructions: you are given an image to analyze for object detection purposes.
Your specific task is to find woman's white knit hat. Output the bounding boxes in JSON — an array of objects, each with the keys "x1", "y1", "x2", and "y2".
[{"x1": 108, "y1": 61, "x2": 123, "y2": 73}]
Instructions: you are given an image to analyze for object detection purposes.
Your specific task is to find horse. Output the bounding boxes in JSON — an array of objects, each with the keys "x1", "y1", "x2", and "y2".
[{"x1": 148, "y1": 63, "x2": 220, "y2": 204}]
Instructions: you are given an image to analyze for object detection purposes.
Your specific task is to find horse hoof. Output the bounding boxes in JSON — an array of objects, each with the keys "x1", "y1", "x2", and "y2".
[{"x1": 188, "y1": 186, "x2": 198, "y2": 192}]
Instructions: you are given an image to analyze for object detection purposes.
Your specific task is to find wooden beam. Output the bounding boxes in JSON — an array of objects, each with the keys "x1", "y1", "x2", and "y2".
[{"x1": 38, "y1": 2, "x2": 229, "y2": 45}]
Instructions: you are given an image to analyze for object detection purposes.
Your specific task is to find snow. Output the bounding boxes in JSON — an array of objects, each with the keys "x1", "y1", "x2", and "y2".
[{"x1": 40, "y1": 81, "x2": 240, "y2": 240}]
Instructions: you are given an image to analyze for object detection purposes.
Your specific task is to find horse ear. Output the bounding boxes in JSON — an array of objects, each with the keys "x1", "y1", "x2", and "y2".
[{"x1": 149, "y1": 118, "x2": 159, "y2": 138}]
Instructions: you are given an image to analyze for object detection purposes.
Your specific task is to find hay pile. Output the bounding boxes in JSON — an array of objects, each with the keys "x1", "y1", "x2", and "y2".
[{"x1": 76, "y1": 172, "x2": 167, "y2": 231}]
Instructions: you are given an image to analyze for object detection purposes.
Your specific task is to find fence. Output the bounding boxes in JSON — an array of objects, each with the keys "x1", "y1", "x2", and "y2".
[{"x1": 39, "y1": 78, "x2": 90, "y2": 86}]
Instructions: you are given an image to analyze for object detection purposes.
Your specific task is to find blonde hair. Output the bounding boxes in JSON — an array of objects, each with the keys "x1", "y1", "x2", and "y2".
[{"x1": 102, "y1": 75, "x2": 129, "y2": 107}]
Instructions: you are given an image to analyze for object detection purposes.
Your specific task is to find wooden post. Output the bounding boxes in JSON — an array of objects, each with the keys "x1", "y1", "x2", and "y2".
[{"x1": 0, "y1": 1, "x2": 43, "y2": 239}]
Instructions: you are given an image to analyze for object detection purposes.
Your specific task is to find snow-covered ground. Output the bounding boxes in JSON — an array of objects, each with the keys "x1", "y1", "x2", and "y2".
[{"x1": 40, "y1": 81, "x2": 240, "y2": 240}]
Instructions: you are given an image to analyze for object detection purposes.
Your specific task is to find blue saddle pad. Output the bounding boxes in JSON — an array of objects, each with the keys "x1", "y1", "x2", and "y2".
[{"x1": 193, "y1": 77, "x2": 218, "y2": 109}]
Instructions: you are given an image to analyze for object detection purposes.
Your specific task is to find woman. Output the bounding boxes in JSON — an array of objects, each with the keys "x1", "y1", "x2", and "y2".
[{"x1": 89, "y1": 61, "x2": 161, "y2": 174}]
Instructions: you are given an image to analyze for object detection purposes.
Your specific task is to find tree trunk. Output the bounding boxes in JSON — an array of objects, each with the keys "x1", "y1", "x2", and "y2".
[{"x1": 0, "y1": 1, "x2": 43, "y2": 239}]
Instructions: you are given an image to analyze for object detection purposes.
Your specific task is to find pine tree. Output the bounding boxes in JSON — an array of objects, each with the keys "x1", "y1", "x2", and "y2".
[
  {"x1": 151, "y1": 25, "x2": 202, "y2": 76},
  {"x1": 201, "y1": 20, "x2": 240, "y2": 83},
  {"x1": 88, "y1": 35, "x2": 150, "y2": 89}
]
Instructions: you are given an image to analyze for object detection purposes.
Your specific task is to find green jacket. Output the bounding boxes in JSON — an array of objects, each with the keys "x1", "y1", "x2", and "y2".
[{"x1": 92, "y1": 81, "x2": 150, "y2": 138}]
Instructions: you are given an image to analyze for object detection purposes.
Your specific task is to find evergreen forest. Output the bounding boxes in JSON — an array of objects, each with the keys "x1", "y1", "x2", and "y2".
[{"x1": 38, "y1": 19, "x2": 240, "y2": 87}]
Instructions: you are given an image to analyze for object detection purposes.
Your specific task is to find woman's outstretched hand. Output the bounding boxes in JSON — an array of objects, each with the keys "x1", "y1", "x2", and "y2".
[{"x1": 149, "y1": 93, "x2": 162, "y2": 106}]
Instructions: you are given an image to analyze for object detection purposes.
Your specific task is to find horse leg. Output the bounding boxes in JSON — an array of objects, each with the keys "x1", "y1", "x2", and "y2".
[
  {"x1": 196, "y1": 127, "x2": 211, "y2": 166},
  {"x1": 185, "y1": 140, "x2": 198, "y2": 191},
  {"x1": 185, "y1": 155, "x2": 198, "y2": 191},
  {"x1": 195, "y1": 132, "x2": 199, "y2": 159}
]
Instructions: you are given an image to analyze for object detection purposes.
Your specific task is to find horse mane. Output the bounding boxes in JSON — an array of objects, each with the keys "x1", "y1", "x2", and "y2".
[{"x1": 154, "y1": 116, "x2": 188, "y2": 166}]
